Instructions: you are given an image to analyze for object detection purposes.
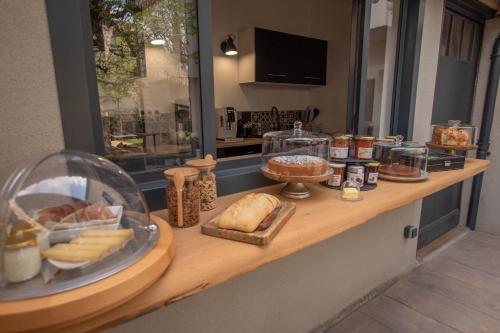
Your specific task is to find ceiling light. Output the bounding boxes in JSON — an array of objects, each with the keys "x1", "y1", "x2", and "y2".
[{"x1": 150, "y1": 39, "x2": 165, "y2": 46}]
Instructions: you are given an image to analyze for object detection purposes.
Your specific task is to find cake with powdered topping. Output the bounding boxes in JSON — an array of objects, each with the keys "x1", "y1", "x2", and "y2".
[{"x1": 267, "y1": 155, "x2": 328, "y2": 177}]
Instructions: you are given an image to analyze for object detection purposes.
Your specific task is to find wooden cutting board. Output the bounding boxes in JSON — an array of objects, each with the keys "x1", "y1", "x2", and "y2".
[{"x1": 201, "y1": 201, "x2": 296, "y2": 245}]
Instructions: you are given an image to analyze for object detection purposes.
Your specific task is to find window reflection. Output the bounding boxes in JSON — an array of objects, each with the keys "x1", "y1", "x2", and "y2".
[
  {"x1": 363, "y1": 0, "x2": 399, "y2": 137},
  {"x1": 90, "y1": 0, "x2": 202, "y2": 173}
]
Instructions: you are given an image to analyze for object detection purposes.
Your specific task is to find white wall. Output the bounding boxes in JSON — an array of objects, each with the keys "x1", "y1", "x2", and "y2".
[
  {"x1": 112, "y1": 201, "x2": 420, "y2": 333},
  {"x1": 212, "y1": 0, "x2": 352, "y2": 134},
  {"x1": 0, "y1": 0, "x2": 64, "y2": 185},
  {"x1": 471, "y1": 17, "x2": 500, "y2": 234}
]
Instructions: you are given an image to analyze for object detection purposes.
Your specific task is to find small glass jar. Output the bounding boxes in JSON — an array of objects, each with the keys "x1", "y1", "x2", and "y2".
[
  {"x1": 347, "y1": 165, "x2": 364, "y2": 187},
  {"x1": 186, "y1": 154, "x2": 217, "y2": 211},
  {"x1": 330, "y1": 136, "x2": 350, "y2": 159},
  {"x1": 354, "y1": 136, "x2": 375, "y2": 159},
  {"x1": 164, "y1": 167, "x2": 200, "y2": 228},
  {"x1": 322, "y1": 162, "x2": 346, "y2": 188},
  {"x1": 4, "y1": 233, "x2": 41, "y2": 283},
  {"x1": 364, "y1": 162, "x2": 380, "y2": 185},
  {"x1": 339, "y1": 180, "x2": 362, "y2": 201}
]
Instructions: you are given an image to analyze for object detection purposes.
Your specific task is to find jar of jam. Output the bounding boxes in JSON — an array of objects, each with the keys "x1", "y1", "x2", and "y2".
[
  {"x1": 164, "y1": 167, "x2": 200, "y2": 228},
  {"x1": 354, "y1": 136, "x2": 375, "y2": 159},
  {"x1": 186, "y1": 154, "x2": 217, "y2": 211},
  {"x1": 364, "y1": 162, "x2": 380, "y2": 185},
  {"x1": 322, "y1": 162, "x2": 346, "y2": 188},
  {"x1": 330, "y1": 136, "x2": 350, "y2": 159},
  {"x1": 347, "y1": 165, "x2": 364, "y2": 187}
]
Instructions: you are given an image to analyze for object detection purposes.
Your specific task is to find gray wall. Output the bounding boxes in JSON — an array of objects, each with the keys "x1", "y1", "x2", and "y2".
[
  {"x1": 111, "y1": 202, "x2": 420, "y2": 333},
  {"x1": 0, "y1": 0, "x2": 64, "y2": 185}
]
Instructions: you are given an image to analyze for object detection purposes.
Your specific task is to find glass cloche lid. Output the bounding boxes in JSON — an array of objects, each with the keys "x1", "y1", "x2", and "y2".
[
  {"x1": 0, "y1": 150, "x2": 158, "y2": 300},
  {"x1": 262, "y1": 121, "x2": 331, "y2": 160},
  {"x1": 263, "y1": 121, "x2": 331, "y2": 143}
]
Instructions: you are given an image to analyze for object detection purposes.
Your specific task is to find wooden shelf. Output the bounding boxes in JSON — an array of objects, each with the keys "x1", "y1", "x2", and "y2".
[{"x1": 37, "y1": 159, "x2": 491, "y2": 333}]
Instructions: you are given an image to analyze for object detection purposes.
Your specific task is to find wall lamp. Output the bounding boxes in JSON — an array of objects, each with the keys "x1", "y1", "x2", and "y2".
[{"x1": 220, "y1": 34, "x2": 238, "y2": 56}]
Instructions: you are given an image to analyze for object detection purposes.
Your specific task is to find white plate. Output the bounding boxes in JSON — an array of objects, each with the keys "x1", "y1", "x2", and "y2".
[
  {"x1": 48, "y1": 206, "x2": 123, "y2": 243},
  {"x1": 379, "y1": 171, "x2": 429, "y2": 182}
]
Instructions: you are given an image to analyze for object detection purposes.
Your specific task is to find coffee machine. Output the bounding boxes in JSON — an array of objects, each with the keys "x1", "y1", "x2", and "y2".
[{"x1": 216, "y1": 107, "x2": 241, "y2": 141}]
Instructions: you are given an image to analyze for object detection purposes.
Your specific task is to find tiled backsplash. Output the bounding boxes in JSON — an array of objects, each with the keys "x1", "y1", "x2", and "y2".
[{"x1": 238, "y1": 109, "x2": 309, "y2": 133}]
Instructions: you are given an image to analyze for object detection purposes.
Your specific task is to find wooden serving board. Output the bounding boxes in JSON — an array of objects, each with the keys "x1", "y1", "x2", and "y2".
[{"x1": 201, "y1": 201, "x2": 296, "y2": 245}]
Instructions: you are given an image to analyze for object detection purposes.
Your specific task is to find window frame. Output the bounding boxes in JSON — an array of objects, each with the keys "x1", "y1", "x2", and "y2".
[{"x1": 46, "y1": 0, "x2": 428, "y2": 210}]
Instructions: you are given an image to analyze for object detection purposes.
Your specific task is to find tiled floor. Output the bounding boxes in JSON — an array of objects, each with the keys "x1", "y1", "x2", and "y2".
[{"x1": 329, "y1": 231, "x2": 500, "y2": 333}]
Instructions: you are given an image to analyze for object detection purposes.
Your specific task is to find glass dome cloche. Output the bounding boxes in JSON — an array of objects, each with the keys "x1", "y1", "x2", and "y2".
[
  {"x1": 0, "y1": 150, "x2": 158, "y2": 300},
  {"x1": 373, "y1": 135, "x2": 429, "y2": 181},
  {"x1": 261, "y1": 121, "x2": 332, "y2": 199},
  {"x1": 430, "y1": 120, "x2": 477, "y2": 147}
]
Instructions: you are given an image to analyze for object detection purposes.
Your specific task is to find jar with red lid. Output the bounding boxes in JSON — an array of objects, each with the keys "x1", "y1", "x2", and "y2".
[{"x1": 354, "y1": 136, "x2": 375, "y2": 159}]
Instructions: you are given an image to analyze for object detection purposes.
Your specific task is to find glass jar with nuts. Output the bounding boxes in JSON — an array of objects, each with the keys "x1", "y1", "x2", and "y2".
[
  {"x1": 164, "y1": 167, "x2": 200, "y2": 228},
  {"x1": 186, "y1": 154, "x2": 218, "y2": 211}
]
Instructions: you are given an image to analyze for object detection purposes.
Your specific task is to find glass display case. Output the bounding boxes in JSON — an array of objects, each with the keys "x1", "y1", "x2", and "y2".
[
  {"x1": 373, "y1": 136, "x2": 429, "y2": 181},
  {"x1": 0, "y1": 151, "x2": 158, "y2": 300},
  {"x1": 430, "y1": 120, "x2": 477, "y2": 147},
  {"x1": 261, "y1": 121, "x2": 331, "y2": 198}
]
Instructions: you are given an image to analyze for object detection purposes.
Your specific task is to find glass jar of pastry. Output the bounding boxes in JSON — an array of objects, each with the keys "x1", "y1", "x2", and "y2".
[
  {"x1": 186, "y1": 154, "x2": 217, "y2": 211},
  {"x1": 430, "y1": 120, "x2": 477, "y2": 147},
  {"x1": 354, "y1": 136, "x2": 375, "y2": 159},
  {"x1": 164, "y1": 167, "x2": 200, "y2": 228}
]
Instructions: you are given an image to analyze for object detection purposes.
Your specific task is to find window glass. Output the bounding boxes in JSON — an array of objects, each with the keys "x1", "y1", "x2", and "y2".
[
  {"x1": 362, "y1": 0, "x2": 400, "y2": 137},
  {"x1": 211, "y1": 0, "x2": 353, "y2": 160},
  {"x1": 90, "y1": 0, "x2": 202, "y2": 174}
]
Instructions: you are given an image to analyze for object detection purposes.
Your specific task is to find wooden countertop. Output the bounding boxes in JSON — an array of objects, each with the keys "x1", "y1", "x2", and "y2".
[
  {"x1": 216, "y1": 138, "x2": 263, "y2": 148},
  {"x1": 52, "y1": 159, "x2": 490, "y2": 333}
]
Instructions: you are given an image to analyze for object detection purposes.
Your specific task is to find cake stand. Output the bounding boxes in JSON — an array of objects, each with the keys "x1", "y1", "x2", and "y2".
[
  {"x1": 261, "y1": 166, "x2": 332, "y2": 199},
  {"x1": 426, "y1": 142, "x2": 477, "y2": 155}
]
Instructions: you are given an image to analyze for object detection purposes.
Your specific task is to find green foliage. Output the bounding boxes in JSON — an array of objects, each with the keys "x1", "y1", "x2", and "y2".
[{"x1": 90, "y1": 0, "x2": 199, "y2": 107}]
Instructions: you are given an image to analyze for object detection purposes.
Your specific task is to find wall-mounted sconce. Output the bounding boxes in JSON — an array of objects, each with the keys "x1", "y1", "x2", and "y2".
[
  {"x1": 220, "y1": 34, "x2": 238, "y2": 56},
  {"x1": 150, "y1": 39, "x2": 165, "y2": 46}
]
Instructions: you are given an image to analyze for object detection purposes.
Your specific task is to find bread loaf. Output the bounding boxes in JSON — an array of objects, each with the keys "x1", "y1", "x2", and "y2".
[{"x1": 217, "y1": 193, "x2": 280, "y2": 232}]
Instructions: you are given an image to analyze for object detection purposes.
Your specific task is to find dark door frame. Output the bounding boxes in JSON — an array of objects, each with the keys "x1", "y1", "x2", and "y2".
[{"x1": 390, "y1": 0, "x2": 426, "y2": 139}]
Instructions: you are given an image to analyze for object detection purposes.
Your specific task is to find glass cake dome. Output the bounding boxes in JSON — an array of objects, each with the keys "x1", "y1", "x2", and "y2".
[
  {"x1": 0, "y1": 150, "x2": 158, "y2": 300},
  {"x1": 261, "y1": 121, "x2": 331, "y2": 199},
  {"x1": 261, "y1": 121, "x2": 331, "y2": 176},
  {"x1": 373, "y1": 136, "x2": 429, "y2": 181}
]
